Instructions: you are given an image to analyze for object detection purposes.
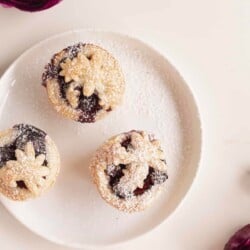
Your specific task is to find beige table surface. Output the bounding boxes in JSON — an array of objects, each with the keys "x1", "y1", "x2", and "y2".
[{"x1": 0, "y1": 0, "x2": 249, "y2": 249}]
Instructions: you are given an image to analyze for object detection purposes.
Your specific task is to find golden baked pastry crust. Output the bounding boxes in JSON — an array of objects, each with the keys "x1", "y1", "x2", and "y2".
[
  {"x1": 0, "y1": 124, "x2": 60, "y2": 201},
  {"x1": 42, "y1": 43, "x2": 125, "y2": 123},
  {"x1": 90, "y1": 130, "x2": 168, "y2": 212}
]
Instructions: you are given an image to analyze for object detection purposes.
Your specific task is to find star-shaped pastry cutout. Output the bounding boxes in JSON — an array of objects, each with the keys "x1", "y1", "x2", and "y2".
[
  {"x1": 59, "y1": 53, "x2": 104, "y2": 97},
  {"x1": 112, "y1": 132, "x2": 166, "y2": 169},
  {"x1": 108, "y1": 132, "x2": 166, "y2": 196},
  {"x1": 0, "y1": 141, "x2": 50, "y2": 195}
]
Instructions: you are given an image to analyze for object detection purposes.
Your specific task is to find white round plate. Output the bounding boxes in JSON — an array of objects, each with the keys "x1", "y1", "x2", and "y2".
[{"x1": 0, "y1": 30, "x2": 201, "y2": 248}]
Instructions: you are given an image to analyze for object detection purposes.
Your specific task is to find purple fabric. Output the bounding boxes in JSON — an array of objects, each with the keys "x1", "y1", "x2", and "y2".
[
  {"x1": 224, "y1": 224, "x2": 250, "y2": 250},
  {"x1": 0, "y1": 0, "x2": 62, "y2": 12}
]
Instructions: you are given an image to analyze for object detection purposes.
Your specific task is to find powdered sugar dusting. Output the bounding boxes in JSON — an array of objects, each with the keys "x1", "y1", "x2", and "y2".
[
  {"x1": 91, "y1": 130, "x2": 168, "y2": 212},
  {"x1": 42, "y1": 43, "x2": 125, "y2": 123},
  {"x1": 114, "y1": 162, "x2": 149, "y2": 198},
  {"x1": 0, "y1": 31, "x2": 201, "y2": 245}
]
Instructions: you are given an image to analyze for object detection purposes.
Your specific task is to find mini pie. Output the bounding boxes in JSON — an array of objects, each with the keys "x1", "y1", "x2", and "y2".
[
  {"x1": 0, "y1": 124, "x2": 60, "y2": 201},
  {"x1": 90, "y1": 130, "x2": 168, "y2": 212},
  {"x1": 42, "y1": 43, "x2": 125, "y2": 123}
]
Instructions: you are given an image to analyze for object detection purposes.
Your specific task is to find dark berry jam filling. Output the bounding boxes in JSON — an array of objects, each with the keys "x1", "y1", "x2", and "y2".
[
  {"x1": 42, "y1": 63, "x2": 59, "y2": 86},
  {"x1": 16, "y1": 180, "x2": 28, "y2": 189},
  {"x1": 121, "y1": 137, "x2": 132, "y2": 151},
  {"x1": 66, "y1": 43, "x2": 83, "y2": 59},
  {"x1": 134, "y1": 167, "x2": 168, "y2": 196},
  {"x1": 77, "y1": 91, "x2": 102, "y2": 123},
  {"x1": 58, "y1": 76, "x2": 102, "y2": 123},
  {"x1": 105, "y1": 164, "x2": 126, "y2": 188},
  {"x1": 0, "y1": 124, "x2": 47, "y2": 168},
  {"x1": 133, "y1": 167, "x2": 154, "y2": 196},
  {"x1": 0, "y1": 145, "x2": 16, "y2": 168},
  {"x1": 105, "y1": 165, "x2": 168, "y2": 199},
  {"x1": 42, "y1": 43, "x2": 83, "y2": 86},
  {"x1": 42, "y1": 43, "x2": 105, "y2": 123}
]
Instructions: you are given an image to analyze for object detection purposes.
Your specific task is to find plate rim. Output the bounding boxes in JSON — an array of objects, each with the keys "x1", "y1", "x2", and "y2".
[{"x1": 0, "y1": 29, "x2": 203, "y2": 249}]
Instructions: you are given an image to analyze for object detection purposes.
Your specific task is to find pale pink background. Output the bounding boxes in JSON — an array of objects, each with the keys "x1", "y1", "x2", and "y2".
[{"x1": 0, "y1": 0, "x2": 249, "y2": 249}]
